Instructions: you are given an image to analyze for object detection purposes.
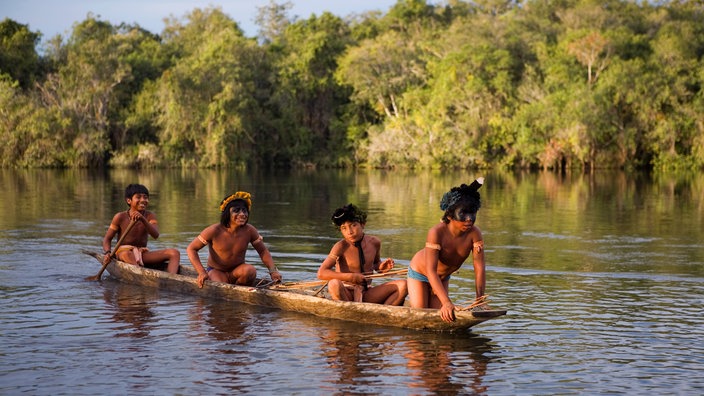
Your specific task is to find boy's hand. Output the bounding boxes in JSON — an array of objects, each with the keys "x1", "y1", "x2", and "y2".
[
  {"x1": 128, "y1": 210, "x2": 145, "y2": 223},
  {"x1": 377, "y1": 258, "x2": 394, "y2": 273},
  {"x1": 197, "y1": 272, "x2": 209, "y2": 288},
  {"x1": 352, "y1": 272, "x2": 366, "y2": 284},
  {"x1": 440, "y1": 302, "x2": 456, "y2": 322},
  {"x1": 269, "y1": 270, "x2": 282, "y2": 283}
]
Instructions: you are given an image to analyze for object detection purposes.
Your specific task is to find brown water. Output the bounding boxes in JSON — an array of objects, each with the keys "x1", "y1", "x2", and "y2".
[{"x1": 1, "y1": 168, "x2": 703, "y2": 395}]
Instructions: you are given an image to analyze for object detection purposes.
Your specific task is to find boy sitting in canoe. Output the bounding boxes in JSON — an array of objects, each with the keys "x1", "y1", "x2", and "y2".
[
  {"x1": 317, "y1": 204, "x2": 407, "y2": 305},
  {"x1": 407, "y1": 178, "x2": 486, "y2": 322},
  {"x1": 102, "y1": 184, "x2": 180, "y2": 273},
  {"x1": 187, "y1": 191, "x2": 282, "y2": 288}
]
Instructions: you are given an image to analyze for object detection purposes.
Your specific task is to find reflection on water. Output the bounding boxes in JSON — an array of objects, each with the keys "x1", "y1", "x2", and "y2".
[
  {"x1": 189, "y1": 299, "x2": 250, "y2": 342},
  {"x1": 320, "y1": 327, "x2": 365, "y2": 388},
  {"x1": 1, "y1": 168, "x2": 703, "y2": 394},
  {"x1": 314, "y1": 318, "x2": 497, "y2": 395},
  {"x1": 186, "y1": 299, "x2": 259, "y2": 395},
  {"x1": 403, "y1": 335, "x2": 491, "y2": 395},
  {"x1": 102, "y1": 282, "x2": 158, "y2": 339}
]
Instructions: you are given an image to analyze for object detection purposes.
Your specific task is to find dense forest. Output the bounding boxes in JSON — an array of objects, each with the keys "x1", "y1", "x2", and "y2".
[{"x1": 1, "y1": 0, "x2": 703, "y2": 170}]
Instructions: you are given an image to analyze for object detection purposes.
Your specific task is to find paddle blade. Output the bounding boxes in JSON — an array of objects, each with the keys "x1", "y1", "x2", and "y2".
[
  {"x1": 85, "y1": 219, "x2": 137, "y2": 281},
  {"x1": 85, "y1": 259, "x2": 110, "y2": 281}
]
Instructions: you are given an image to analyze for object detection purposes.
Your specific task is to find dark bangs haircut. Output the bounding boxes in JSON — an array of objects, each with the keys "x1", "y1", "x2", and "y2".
[
  {"x1": 220, "y1": 199, "x2": 248, "y2": 227},
  {"x1": 331, "y1": 204, "x2": 367, "y2": 227},
  {"x1": 125, "y1": 184, "x2": 149, "y2": 199}
]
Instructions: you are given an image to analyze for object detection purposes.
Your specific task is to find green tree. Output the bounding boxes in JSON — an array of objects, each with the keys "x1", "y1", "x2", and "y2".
[
  {"x1": 268, "y1": 12, "x2": 353, "y2": 166},
  {"x1": 33, "y1": 17, "x2": 131, "y2": 166},
  {"x1": 0, "y1": 18, "x2": 41, "y2": 89},
  {"x1": 154, "y1": 7, "x2": 268, "y2": 167},
  {"x1": 644, "y1": 3, "x2": 704, "y2": 170},
  {"x1": 0, "y1": 77, "x2": 68, "y2": 167},
  {"x1": 255, "y1": 0, "x2": 294, "y2": 44}
]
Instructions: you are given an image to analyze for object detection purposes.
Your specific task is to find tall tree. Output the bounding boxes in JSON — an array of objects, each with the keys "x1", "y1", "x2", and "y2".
[
  {"x1": 34, "y1": 17, "x2": 129, "y2": 166},
  {"x1": 269, "y1": 12, "x2": 353, "y2": 165},
  {"x1": 255, "y1": 0, "x2": 294, "y2": 44},
  {"x1": 154, "y1": 7, "x2": 268, "y2": 167},
  {"x1": 0, "y1": 18, "x2": 41, "y2": 89}
]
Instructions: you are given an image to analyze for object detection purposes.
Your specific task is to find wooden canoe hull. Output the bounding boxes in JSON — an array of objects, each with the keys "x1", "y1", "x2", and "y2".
[{"x1": 88, "y1": 253, "x2": 506, "y2": 332}]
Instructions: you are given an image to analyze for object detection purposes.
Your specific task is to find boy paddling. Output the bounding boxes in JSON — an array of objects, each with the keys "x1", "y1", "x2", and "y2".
[{"x1": 102, "y1": 184, "x2": 180, "y2": 273}]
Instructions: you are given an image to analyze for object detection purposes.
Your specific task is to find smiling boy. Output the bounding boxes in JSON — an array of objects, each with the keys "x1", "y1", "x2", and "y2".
[
  {"x1": 102, "y1": 184, "x2": 180, "y2": 273},
  {"x1": 187, "y1": 191, "x2": 282, "y2": 288}
]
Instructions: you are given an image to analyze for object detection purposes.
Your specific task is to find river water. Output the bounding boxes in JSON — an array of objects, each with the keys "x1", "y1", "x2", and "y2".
[{"x1": 1, "y1": 168, "x2": 702, "y2": 395}]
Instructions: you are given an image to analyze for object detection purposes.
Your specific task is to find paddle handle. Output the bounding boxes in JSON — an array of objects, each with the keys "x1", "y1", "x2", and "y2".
[{"x1": 91, "y1": 219, "x2": 138, "y2": 280}]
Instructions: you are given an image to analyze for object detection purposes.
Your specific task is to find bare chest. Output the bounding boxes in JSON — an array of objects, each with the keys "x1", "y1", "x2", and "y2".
[
  {"x1": 338, "y1": 246, "x2": 373, "y2": 273},
  {"x1": 211, "y1": 229, "x2": 250, "y2": 255}
]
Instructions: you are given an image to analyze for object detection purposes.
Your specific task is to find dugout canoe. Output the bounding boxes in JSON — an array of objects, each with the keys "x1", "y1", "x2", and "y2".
[{"x1": 84, "y1": 251, "x2": 506, "y2": 332}]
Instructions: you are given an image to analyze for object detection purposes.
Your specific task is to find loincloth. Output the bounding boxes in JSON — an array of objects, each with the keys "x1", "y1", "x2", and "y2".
[{"x1": 116, "y1": 245, "x2": 149, "y2": 265}]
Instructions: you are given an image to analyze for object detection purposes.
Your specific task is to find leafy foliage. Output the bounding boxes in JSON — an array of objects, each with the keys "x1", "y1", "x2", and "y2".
[{"x1": 1, "y1": 0, "x2": 703, "y2": 170}]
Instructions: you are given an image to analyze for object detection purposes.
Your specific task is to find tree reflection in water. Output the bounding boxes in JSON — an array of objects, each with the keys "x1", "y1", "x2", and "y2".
[
  {"x1": 102, "y1": 281, "x2": 158, "y2": 339},
  {"x1": 318, "y1": 322, "x2": 495, "y2": 395},
  {"x1": 404, "y1": 334, "x2": 492, "y2": 395},
  {"x1": 188, "y1": 299, "x2": 251, "y2": 342}
]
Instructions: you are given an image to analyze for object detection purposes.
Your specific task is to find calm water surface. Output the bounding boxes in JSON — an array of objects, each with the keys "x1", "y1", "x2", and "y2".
[{"x1": 1, "y1": 169, "x2": 703, "y2": 395}]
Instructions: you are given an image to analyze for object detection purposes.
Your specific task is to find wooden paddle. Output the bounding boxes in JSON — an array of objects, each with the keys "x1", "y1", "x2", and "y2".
[{"x1": 85, "y1": 219, "x2": 137, "y2": 281}]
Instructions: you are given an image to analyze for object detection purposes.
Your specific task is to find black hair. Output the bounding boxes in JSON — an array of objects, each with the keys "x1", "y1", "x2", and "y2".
[
  {"x1": 220, "y1": 199, "x2": 248, "y2": 227},
  {"x1": 331, "y1": 204, "x2": 367, "y2": 227},
  {"x1": 125, "y1": 184, "x2": 149, "y2": 199},
  {"x1": 440, "y1": 181, "x2": 482, "y2": 224}
]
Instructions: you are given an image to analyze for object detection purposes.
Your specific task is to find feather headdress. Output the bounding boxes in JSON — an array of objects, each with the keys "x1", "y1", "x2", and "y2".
[{"x1": 220, "y1": 191, "x2": 252, "y2": 212}]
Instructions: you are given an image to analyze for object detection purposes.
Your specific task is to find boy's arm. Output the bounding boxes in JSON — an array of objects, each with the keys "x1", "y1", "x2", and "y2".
[
  {"x1": 134, "y1": 211, "x2": 159, "y2": 239},
  {"x1": 317, "y1": 255, "x2": 339, "y2": 280},
  {"x1": 250, "y1": 230, "x2": 281, "y2": 282},
  {"x1": 102, "y1": 213, "x2": 122, "y2": 254},
  {"x1": 425, "y1": 227, "x2": 455, "y2": 322},
  {"x1": 187, "y1": 227, "x2": 212, "y2": 288},
  {"x1": 371, "y1": 237, "x2": 394, "y2": 273},
  {"x1": 471, "y1": 228, "x2": 486, "y2": 297},
  {"x1": 317, "y1": 245, "x2": 364, "y2": 284},
  {"x1": 102, "y1": 227, "x2": 117, "y2": 254}
]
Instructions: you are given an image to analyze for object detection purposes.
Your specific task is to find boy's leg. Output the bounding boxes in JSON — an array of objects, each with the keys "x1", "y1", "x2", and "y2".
[
  {"x1": 116, "y1": 249, "x2": 140, "y2": 266},
  {"x1": 143, "y1": 249, "x2": 181, "y2": 274},
  {"x1": 227, "y1": 263, "x2": 257, "y2": 286},
  {"x1": 327, "y1": 279, "x2": 354, "y2": 301},
  {"x1": 407, "y1": 278, "x2": 430, "y2": 308},
  {"x1": 206, "y1": 268, "x2": 229, "y2": 283},
  {"x1": 364, "y1": 280, "x2": 408, "y2": 305},
  {"x1": 427, "y1": 278, "x2": 451, "y2": 308}
]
